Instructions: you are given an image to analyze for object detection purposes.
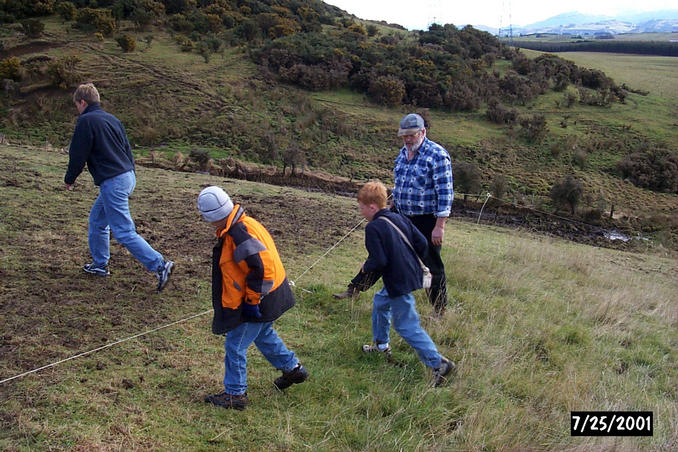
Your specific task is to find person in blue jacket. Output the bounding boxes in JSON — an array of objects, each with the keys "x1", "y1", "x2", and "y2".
[
  {"x1": 64, "y1": 83, "x2": 173, "y2": 291},
  {"x1": 356, "y1": 181, "x2": 455, "y2": 386}
]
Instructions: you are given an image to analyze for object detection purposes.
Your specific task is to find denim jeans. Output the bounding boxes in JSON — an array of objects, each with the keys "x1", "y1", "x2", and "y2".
[
  {"x1": 88, "y1": 170, "x2": 163, "y2": 272},
  {"x1": 372, "y1": 287, "x2": 442, "y2": 368},
  {"x1": 224, "y1": 321, "x2": 298, "y2": 395}
]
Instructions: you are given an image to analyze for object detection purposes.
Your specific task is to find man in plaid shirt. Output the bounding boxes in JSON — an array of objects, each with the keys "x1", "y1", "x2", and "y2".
[{"x1": 335, "y1": 113, "x2": 453, "y2": 315}]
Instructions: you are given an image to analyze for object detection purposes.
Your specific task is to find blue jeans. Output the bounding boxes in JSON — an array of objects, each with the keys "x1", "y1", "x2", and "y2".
[
  {"x1": 224, "y1": 321, "x2": 298, "y2": 395},
  {"x1": 372, "y1": 288, "x2": 442, "y2": 368},
  {"x1": 88, "y1": 170, "x2": 163, "y2": 272}
]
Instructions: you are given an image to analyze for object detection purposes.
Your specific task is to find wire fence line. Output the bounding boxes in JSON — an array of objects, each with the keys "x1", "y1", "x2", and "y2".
[
  {"x1": 0, "y1": 216, "x2": 368, "y2": 385},
  {"x1": 1, "y1": 191, "x2": 611, "y2": 385}
]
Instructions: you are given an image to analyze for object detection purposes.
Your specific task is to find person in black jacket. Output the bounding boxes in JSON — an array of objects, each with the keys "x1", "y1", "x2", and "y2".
[
  {"x1": 355, "y1": 181, "x2": 454, "y2": 386},
  {"x1": 334, "y1": 113, "x2": 453, "y2": 316},
  {"x1": 64, "y1": 83, "x2": 173, "y2": 291}
]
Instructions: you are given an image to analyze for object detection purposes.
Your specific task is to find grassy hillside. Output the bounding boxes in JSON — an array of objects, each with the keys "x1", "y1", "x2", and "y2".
[
  {"x1": 1, "y1": 10, "x2": 677, "y2": 237},
  {"x1": 1, "y1": 144, "x2": 677, "y2": 450}
]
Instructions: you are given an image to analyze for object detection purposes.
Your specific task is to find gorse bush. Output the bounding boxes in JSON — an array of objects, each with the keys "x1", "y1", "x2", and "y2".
[
  {"x1": 0, "y1": 57, "x2": 22, "y2": 81},
  {"x1": 56, "y1": 1, "x2": 77, "y2": 21},
  {"x1": 617, "y1": 149, "x2": 678, "y2": 194},
  {"x1": 74, "y1": 8, "x2": 116, "y2": 36},
  {"x1": 46, "y1": 55, "x2": 80, "y2": 89},
  {"x1": 116, "y1": 35, "x2": 136, "y2": 52},
  {"x1": 486, "y1": 98, "x2": 518, "y2": 125},
  {"x1": 20, "y1": 18, "x2": 45, "y2": 37},
  {"x1": 550, "y1": 175, "x2": 584, "y2": 214},
  {"x1": 519, "y1": 114, "x2": 548, "y2": 143},
  {"x1": 0, "y1": 0, "x2": 627, "y2": 114},
  {"x1": 454, "y1": 161, "x2": 482, "y2": 199}
]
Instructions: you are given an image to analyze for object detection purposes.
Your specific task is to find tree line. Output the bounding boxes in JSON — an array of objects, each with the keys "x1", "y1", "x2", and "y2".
[{"x1": 512, "y1": 40, "x2": 678, "y2": 57}]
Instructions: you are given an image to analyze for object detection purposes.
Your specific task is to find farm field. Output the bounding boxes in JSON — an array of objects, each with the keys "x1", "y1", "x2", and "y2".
[
  {"x1": 521, "y1": 49, "x2": 678, "y2": 100},
  {"x1": 0, "y1": 145, "x2": 676, "y2": 450}
]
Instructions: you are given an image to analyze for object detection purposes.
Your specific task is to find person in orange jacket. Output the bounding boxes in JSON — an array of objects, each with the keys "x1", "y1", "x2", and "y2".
[{"x1": 198, "y1": 186, "x2": 308, "y2": 410}]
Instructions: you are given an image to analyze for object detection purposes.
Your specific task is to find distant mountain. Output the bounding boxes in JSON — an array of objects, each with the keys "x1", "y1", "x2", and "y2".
[
  {"x1": 477, "y1": 9, "x2": 678, "y2": 36},
  {"x1": 525, "y1": 11, "x2": 611, "y2": 30}
]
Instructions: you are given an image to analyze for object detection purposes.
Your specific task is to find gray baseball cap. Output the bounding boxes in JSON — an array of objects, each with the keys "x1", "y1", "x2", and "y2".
[{"x1": 397, "y1": 113, "x2": 425, "y2": 136}]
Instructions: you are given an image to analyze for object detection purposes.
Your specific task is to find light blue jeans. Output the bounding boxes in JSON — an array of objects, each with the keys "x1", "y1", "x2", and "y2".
[
  {"x1": 224, "y1": 321, "x2": 298, "y2": 395},
  {"x1": 88, "y1": 170, "x2": 163, "y2": 272},
  {"x1": 372, "y1": 287, "x2": 442, "y2": 369}
]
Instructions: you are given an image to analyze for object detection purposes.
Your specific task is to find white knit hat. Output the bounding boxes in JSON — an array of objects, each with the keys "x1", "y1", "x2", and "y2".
[{"x1": 197, "y1": 186, "x2": 234, "y2": 222}]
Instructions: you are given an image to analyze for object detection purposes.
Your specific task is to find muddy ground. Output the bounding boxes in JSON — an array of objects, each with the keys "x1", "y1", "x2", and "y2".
[{"x1": 0, "y1": 146, "x2": 361, "y2": 386}]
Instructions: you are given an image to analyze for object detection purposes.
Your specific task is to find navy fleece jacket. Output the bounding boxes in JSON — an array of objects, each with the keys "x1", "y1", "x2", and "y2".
[
  {"x1": 64, "y1": 103, "x2": 135, "y2": 186},
  {"x1": 362, "y1": 209, "x2": 429, "y2": 297}
]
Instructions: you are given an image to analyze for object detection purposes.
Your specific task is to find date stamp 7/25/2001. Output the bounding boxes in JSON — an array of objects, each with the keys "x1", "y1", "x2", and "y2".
[{"x1": 571, "y1": 411, "x2": 653, "y2": 436}]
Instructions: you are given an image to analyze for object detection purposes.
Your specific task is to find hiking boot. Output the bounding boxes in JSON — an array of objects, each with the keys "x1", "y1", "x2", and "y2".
[
  {"x1": 204, "y1": 392, "x2": 248, "y2": 410},
  {"x1": 274, "y1": 363, "x2": 309, "y2": 391},
  {"x1": 156, "y1": 260, "x2": 174, "y2": 292},
  {"x1": 361, "y1": 343, "x2": 391, "y2": 355},
  {"x1": 83, "y1": 263, "x2": 110, "y2": 277},
  {"x1": 433, "y1": 357, "x2": 455, "y2": 387},
  {"x1": 333, "y1": 285, "x2": 359, "y2": 300}
]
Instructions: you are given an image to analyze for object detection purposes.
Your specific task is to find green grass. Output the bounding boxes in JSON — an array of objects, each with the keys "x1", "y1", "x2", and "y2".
[{"x1": 1, "y1": 145, "x2": 676, "y2": 450}]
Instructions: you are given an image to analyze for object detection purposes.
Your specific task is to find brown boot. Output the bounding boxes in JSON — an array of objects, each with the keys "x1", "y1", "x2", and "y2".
[
  {"x1": 204, "y1": 392, "x2": 248, "y2": 410},
  {"x1": 333, "y1": 285, "x2": 359, "y2": 300}
]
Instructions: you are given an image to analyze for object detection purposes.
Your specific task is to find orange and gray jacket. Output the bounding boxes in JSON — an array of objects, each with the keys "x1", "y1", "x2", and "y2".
[{"x1": 211, "y1": 204, "x2": 295, "y2": 334}]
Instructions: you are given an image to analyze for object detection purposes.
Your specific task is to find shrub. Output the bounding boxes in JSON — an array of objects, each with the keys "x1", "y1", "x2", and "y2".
[
  {"x1": 550, "y1": 176, "x2": 583, "y2": 214},
  {"x1": 20, "y1": 18, "x2": 45, "y2": 37},
  {"x1": 572, "y1": 149, "x2": 587, "y2": 169},
  {"x1": 174, "y1": 34, "x2": 194, "y2": 52},
  {"x1": 46, "y1": 55, "x2": 80, "y2": 89},
  {"x1": 54, "y1": 2, "x2": 78, "y2": 20},
  {"x1": 563, "y1": 92, "x2": 576, "y2": 107},
  {"x1": 454, "y1": 162, "x2": 482, "y2": 199},
  {"x1": 519, "y1": 114, "x2": 548, "y2": 143},
  {"x1": 368, "y1": 75, "x2": 405, "y2": 106},
  {"x1": 75, "y1": 8, "x2": 116, "y2": 36},
  {"x1": 189, "y1": 149, "x2": 210, "y2": 170},
  {"x1": 616, "y1": 149, "x2": 678, "y2": 193},
  {"x1": 490, "y1": 174, "x2": 508, "y2": 199},
  {"x1": 486, "y1": 98, "x2": 518, "y2": 125},
  {"x1": 347, "y1": 23, "x2": 367, "y2": 35},
  {"x1": 0, "y1": 57, "x2": 22, "y2": 82},
  {"x1": 116, "y1": 35, "x2": 136, "y2": 52}
]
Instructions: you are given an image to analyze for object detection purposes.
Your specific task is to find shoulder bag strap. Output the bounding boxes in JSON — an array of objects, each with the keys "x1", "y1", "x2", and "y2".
[{"x1": 377, "y1": 217, "x2": 428, "y2": 272}]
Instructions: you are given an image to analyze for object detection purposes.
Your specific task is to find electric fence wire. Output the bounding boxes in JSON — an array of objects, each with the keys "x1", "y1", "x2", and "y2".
[
  {"x1": 1, "y1": 192, "x2": 617, "y2": 385},
  {"x1": 0, "y1": 216, "x2": 368, "y2": 385}
]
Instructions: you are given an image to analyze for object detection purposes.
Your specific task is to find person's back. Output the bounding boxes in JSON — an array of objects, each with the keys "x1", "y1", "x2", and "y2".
[
  {"x1": 66, "y1": 103, "x2": 134, "y2": 186},
  {"x1": 353, "y1": 181, "x2": 455, "y2": 386},
  {"x1": 363, "y1": 209, "x2": 427, "y2": 298},
  {"x1": 64, "y1": 82, "x2": 173, "y2": 291}
]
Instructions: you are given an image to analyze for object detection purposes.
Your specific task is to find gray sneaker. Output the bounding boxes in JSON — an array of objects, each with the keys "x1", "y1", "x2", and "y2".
[
  {"x1": 83, "y1": 263, "x2": 110, "y2": 277},
  {"x1": 361, "y1": 343, "x2": 391, "y2": 355},
  {"x1": 156, "y1": 260, "x2": 174, "y2": 292},
  {"x1": 433, "y1": 357, "x2": 455, "y2": 387}
]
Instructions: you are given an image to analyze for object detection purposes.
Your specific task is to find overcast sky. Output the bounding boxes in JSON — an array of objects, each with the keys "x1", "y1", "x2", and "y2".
[{"x1": 324, "y1": 0, "x2": 676, "y2": 30}]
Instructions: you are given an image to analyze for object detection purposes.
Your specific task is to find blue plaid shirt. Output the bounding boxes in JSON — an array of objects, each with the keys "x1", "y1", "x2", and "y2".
[{"x1": 392, "y1": 137, "x2": 454, "y2": 217}]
